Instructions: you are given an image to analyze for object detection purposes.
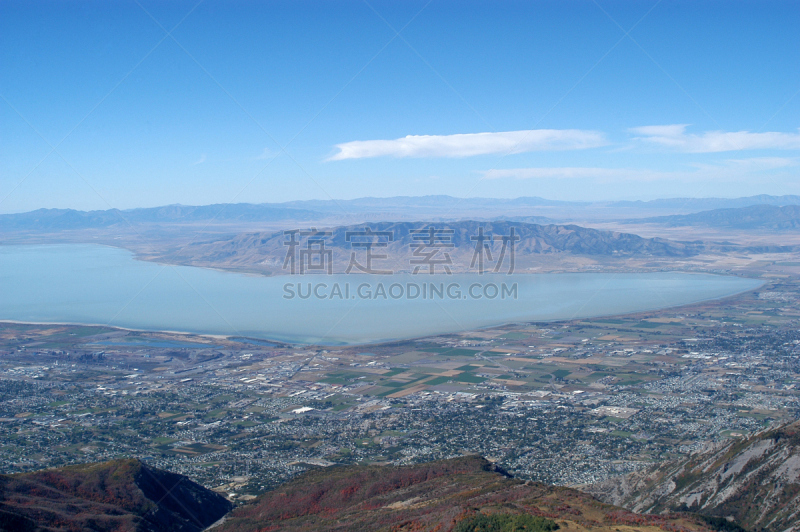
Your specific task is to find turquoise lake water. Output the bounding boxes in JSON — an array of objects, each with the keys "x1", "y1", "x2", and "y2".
[{"x1": 0, "y1": 245, "x2": 763, "y2": 345}]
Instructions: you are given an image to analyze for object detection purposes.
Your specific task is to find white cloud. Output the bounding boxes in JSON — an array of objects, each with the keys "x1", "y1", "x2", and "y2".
[
  {"x1": 483, "y1": 157, "x2": 798, "y2": 182},
  {"x1": 631, "y1": 124, "x2": 800, "y2": 152},
  {"x1": 192, "y1": 154, "x2": 207, "y2": 165},
  {"x1": 328, "y1": 129, "x2": 607, "y2": 160}
]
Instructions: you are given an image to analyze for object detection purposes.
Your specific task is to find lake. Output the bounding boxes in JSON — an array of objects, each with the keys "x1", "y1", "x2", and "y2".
[{"x1": 0, "y1": 244, "x2": 762, "y2": 345}]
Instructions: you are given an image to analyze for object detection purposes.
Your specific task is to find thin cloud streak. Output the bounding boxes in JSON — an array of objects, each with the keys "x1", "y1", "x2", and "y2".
[
  {"x1": 484, "y1": 167, "x2": 623, "y2": 179},
  {"x1": 254, "y1": 147, "x2": 273, "y2": 160},
  {"x1": 328, "y1": 129, "x2": 607, "y2": 160},
  {"x1": 632, "y1": 124, "x2": 800, "y2": 152},
  {"x1": 483, "y1": 157, "x2": 798, "y2": 182}
]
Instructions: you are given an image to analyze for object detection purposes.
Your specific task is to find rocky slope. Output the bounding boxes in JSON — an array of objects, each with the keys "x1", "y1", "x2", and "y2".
[
  {"x1": 217, "y1": 455, "x2": 720, "y2": 532},
  {"x1": 583, "y1": 421, "x2": 800, "y2": 532},
  {"x1": 0, "y1": 459, "x2": 232, "y2": 532}
]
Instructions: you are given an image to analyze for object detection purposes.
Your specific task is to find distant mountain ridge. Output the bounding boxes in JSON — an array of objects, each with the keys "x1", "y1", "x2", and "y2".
[
  {"x1": 583, "y1": 421, "x2": 800, "y2": 532},
  {"x1": 272, "y1": 194, "x2": 800, "y2": 213},
  {"x1": 629, "y1": 204, "x2": 800, "y2": 230},
  {"x1": 4, "y1": 194, "x2": 800, "y2": 231},
  {"x1": 0, "y1": 204, "x2": 323, "y2": 230},
  {"x1": 280, "y1": 195, "x2": 588, "y2": 212},
  {"x1": 609, "y1": 194, "x2": 800, "y2": 211}
]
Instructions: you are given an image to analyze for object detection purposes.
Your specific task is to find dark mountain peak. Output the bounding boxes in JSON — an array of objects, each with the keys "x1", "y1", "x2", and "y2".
[{"x1": 0, "y1": 458, "x2": 231, "y2": 532}]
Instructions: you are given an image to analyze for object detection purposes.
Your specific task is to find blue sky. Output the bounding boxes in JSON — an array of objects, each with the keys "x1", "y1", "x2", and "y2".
[{"x1": 1, "y1": 0, "x2": 799, "y2": 213}]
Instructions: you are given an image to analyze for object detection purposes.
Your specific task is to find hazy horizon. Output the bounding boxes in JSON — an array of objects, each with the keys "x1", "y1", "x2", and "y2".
[{"x1": 5, "y1": 192, "x2": 800, "y2": 216}]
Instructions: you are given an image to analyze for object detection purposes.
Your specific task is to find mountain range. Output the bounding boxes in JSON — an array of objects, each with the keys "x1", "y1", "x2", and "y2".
[
  {"x1": 3, "y1": 195, "x2": 800, "y2": 231},
  {"x1": 156, "y1": 220, "x2": 703, "y2": 274},
  {"x1": 0, "y1": 455, "x2": 722, "y2": 532},
  {"x1": 5, "y1": 427, "x2": 800, "y2": 532},
  {"x1": 0, "y1": 204, "x2": 323, "y2": 231}
]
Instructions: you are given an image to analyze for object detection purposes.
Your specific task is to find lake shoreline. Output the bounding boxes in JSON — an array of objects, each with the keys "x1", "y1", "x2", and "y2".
[{"x1": 0, "y1": 244, "x2": 765, "y2": 346}]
